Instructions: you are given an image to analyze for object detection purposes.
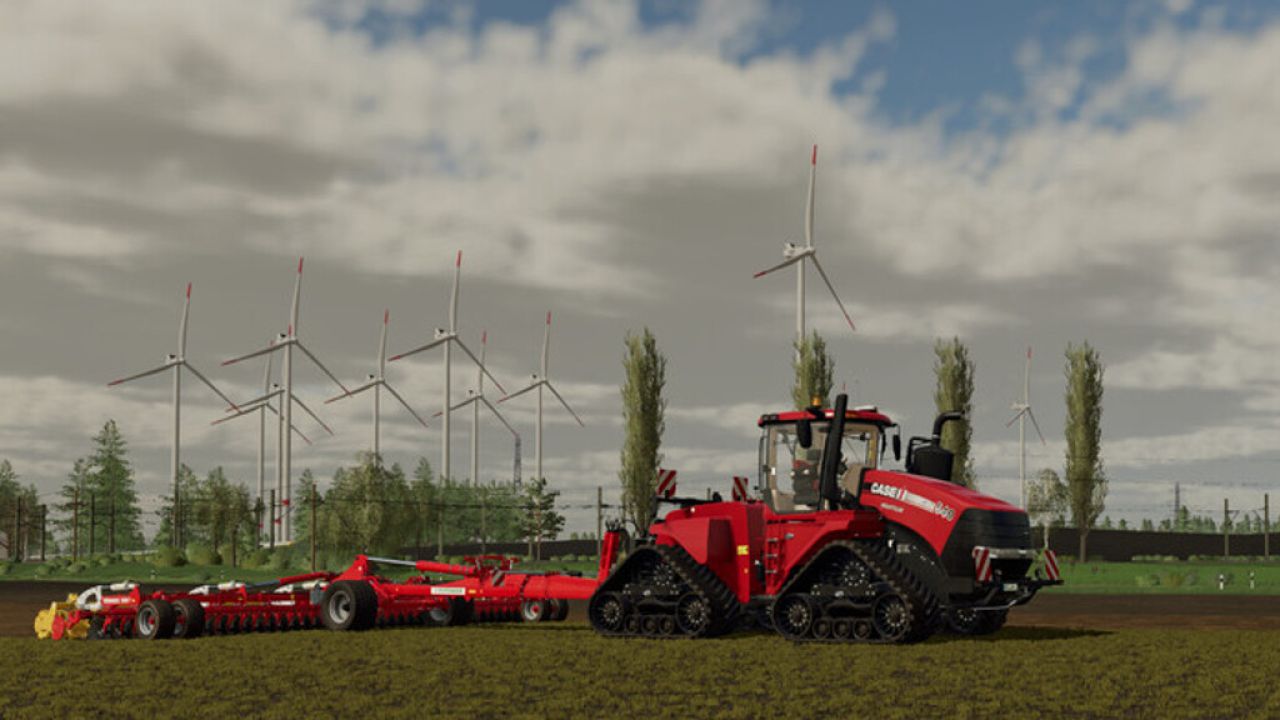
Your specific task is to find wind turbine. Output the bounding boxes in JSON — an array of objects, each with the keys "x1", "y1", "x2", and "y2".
[
  {"x1": 753, "y1": 145, "x2": 857, "y2": 353},
  {"x1": 108, "y1": 283, "x2": 238, "y2": 548},
  {"x1": 222, "y1": 258, "x2": 348, "y2": 542},
  {"x1": 1006, "y1": 346, "x2": 1047, "y2": 508},
  {"x1": 389, "y1": 251, "x2": 505, "y2": 483},
  {"x1": 499, "y1": 312, "x2": 584, "y2": 484},
  {"x1": 433, "y1": 331, "x2": 520, "y2": 486},
  {"x1": 210, "y1": 342, "x2": 324, "y2": 546},
  {"x1": 326, "y1": 309, "x2": 430, "y2": 462}
]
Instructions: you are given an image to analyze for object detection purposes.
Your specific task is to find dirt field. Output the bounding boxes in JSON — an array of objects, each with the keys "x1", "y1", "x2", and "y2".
[{"x1": 6, "y1": 581, "x2": 1280, "y2": 637}]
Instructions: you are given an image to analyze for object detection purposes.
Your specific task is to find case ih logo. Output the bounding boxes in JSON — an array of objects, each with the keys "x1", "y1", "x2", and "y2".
[{"x1": 868, "y1": 483, "x2": 956, "y2": 522}]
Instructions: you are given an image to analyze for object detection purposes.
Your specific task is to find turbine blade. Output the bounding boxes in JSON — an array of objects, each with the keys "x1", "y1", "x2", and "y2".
[
  {"x1": 230, "y1": 387, "x2": 283, "y2": 412},
  {"x1": 256, "y1": 401, "x2": 314, "y2": 445},
  {"x1": 545, "y1": 381, "x2": 585, "y2": 427},
  {"x1": 454, "y1": 338, "x2": 506, "y2": 394},
  {"x1": 210, "y1": 403, "x2": 268, "y2": 426},
  {"x1": 290, "y1": 257, "x2": 303, "y2": 336},
  {"x1": 108, "y1": 362, "x2": 174, "y2": 387},
  {"x1": 379, "y1": 309, "x2": 389, "y2": 376},
  {"x1": 1026, "y1": 407, "x2": 1047, "y2": 445},
  {"x1": 498, "y1": 381, "x2": 541, "y2": 404},
  {"x1": 1005, "y1": 408, "x2": 1027, "y2": 428},
  {"x1": 480, "y1": 396, "x2": 520, "y2": 438},
  {"x1": 180, "y1": 282, "x2": 192, "y2": 357},
  {"x1": 325, "y1": 379, "x2": 376, "y2": 404},
  {"x1": 432, "y1": 394, "x2": 480, "y2": 417},
  {"x1": 292, "y1": 394, "x2": 334, "y2": 436},
  {"x1": 389, "y1": 336, "x2": 447, "y2": 362},
  {"x1": 295, "y1": 341, "x2": 350, "y2": 394},
  {"x1": 805, "y1": 144, "x2": 816, "y2": 248},
  {"x1": 752, "y1": 255, "x2": 802, "y2": 279},
  {"x1": 808, "y1": 254, "x2": 857, "y2": 333},
  {"x1": 383, "y1": 382, "x2": 430, "y2": 429},
  {"x1": 223, "y1": 342, "x2": 283, "y2": 367},
  {"x1": 183, "y1": 362, "x2": 239, "y2": 410}
]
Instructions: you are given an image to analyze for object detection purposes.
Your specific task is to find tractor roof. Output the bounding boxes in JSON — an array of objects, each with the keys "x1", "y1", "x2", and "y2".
[{"x1": 758, "y1": 408, "x2": 894, "y2": 427}]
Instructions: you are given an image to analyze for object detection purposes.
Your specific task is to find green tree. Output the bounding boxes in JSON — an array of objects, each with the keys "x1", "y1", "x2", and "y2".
[
  {"x1": 1064, "y1": 341, "x2": 1106, "y2": 562},
  {"x1": 321, "y1": 453, "x2": 410, "y2": 555},
  {"x1": 54, "y1": 458, "x2": 92, "y2": 558},
  {"x1": 0, "y1": 460, "x2": 39, "y2": 561},
  {"x1": 85, "y1": 421, "x2": 144, "y2": 551},
  {"x1": 1026, "y1": 468, "x2": 1068, "y2": 549},
  {"x1": 619, "y1": 328, "x2": 667, "y2": 535},
  {"x1": 153, "y1": 464, "x2": 200, "y2": 548},
  {"x1": 933, "y1": 337, "x2": 976, "y2": 487},
  {"x1": 1142, "y1": 518, "x2": 1155, "y2": 532},
  {"x1": 792, "y1": 330, "x2": 834, "y2": 410},
  {"x1": 520, "y1": 477, "x2": 564, "y2": 560},
  {"x1": 195, "y1": 467, "x2": 237, "y2": 558}
]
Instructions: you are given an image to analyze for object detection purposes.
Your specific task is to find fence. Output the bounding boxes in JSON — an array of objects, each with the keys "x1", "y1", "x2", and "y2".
[{"x1": 1037, "y1": 527, "x2": 1276, "y2": 561}]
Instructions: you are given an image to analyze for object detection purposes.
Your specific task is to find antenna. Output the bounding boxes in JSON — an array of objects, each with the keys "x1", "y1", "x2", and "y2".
[
  {"x1": 498, "y1": 311, "x2": 584, "y2": 484},
  {"x1": 108, "y1": 282, "x2": 238, "y2": 548},
  {"x1": 753, "y1": 144, "x2": 857, "y2": 356}
]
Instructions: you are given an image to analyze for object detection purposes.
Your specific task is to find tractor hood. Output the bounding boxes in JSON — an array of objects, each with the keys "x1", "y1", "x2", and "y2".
[{"x1": 858, "y1": 469, "x2": 1025, "y2": 557}]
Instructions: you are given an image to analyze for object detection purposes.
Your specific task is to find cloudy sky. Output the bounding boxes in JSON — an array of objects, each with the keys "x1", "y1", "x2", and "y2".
[{"x1": 3, "y1": 0, "x2": 1279, "y2": 536}]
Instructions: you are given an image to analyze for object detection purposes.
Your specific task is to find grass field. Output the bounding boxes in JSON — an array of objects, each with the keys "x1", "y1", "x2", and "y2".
[
  {"x1": 1047, "y1": 560, "x2": 1280, "y2": 594},
  {"x1": 1, "y1": 624, "x2": 1278, "y2": 718}
]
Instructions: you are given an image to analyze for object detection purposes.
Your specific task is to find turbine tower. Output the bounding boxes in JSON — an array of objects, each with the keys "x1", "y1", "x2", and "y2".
[
  {"x1": 753, "y1": 145, "x2": 857, "y2": 353},
  {"x1": 108, "y1": 283, "x2": 238, "y2": 548},
  {"x1": 1006, "y1": 346, "x2": 1046, "y2": 508},
  {"x1": 326, "y1": 309, "x2": 430, "y2": 462},
  {"x1": 432, "y1": 331, "x2": 519, "y2": 485},
  {"x1": 212, "y1": 342, "x2": 327, "y2": 546},
  {"x1": 222, "y1": 258, "x2": 348, "y2": 542},
  {"x1": 499, "y1": 312, "x2": 584, "y2": 484},
  {"x1": 389, "y1": 251, "x2": 504, "y2": 483}
]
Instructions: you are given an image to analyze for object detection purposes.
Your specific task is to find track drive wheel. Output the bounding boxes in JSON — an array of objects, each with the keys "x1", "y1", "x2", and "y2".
[
  {"x1": 945, "y1": 607, "x2": 1009, "y2": 636},
  {"x1": 320, "y1": 581, "x2": 379, "y2": 631},
  {"x1": 675, "y1": 593, "x2": 712, "y2": 637},
  {"x1": 588, "y1": 592, "x2": 627, "y2": 634},
  {"x1": 772, "y1": 594, "x2": 815, "y2": 640}
]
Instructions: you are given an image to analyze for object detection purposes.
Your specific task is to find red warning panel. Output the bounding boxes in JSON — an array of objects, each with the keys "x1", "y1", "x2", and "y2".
[
  {"x1": 656, "y1": 468, "x2": 677, "y2": 498},
  {"x1": 731, "y1": 476, "x2": 749, "y2": 502}
]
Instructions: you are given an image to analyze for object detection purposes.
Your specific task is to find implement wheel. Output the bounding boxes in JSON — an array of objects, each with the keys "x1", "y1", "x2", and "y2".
[
  {"x1": 320, "y1": 581, "x2": 379, "y2": 631},
  {"x1": 521, "y1": 599, "x2": 549, "y2": 623},
  {"x1": 429, "y1": 598, "x2": 473, "y2": 627},
  {"x1": 172, "y1": 599, "x2": 204, "y2": 639},
  {"x1": 135, "y1": 600, "x2": 176, "y2": 640}
]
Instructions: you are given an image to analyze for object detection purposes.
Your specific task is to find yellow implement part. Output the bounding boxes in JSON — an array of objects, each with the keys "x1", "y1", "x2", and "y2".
[{"x1": 34, "y1": 594, "x2": 87, "y2": 640}]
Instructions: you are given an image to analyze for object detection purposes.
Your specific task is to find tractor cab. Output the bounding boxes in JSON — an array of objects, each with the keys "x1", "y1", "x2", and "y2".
[{"x1": 756, "y1": 405, "x2": 898, "y2": 513}]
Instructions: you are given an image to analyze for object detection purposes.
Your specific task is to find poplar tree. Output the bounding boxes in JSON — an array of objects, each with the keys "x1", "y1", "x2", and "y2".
[
  {"x1": 1064, "y1": 341, "x2": 1106, "y2": 562},
  {"x1": 619, "y1": 328, "x2": 667, "y2": 535},
  {"x1": 933, "y1": 337, "x2": 976, "y2": 487},
  {"x1": 792, "y1": 331, "x2": 835, "y2": 409}
]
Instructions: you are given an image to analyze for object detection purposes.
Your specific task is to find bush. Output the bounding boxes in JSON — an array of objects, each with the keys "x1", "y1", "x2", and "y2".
[
  {"x1": 1161, "y1": 572, "x2": 1185, "y2": 588},
  {"x1": 0, "y1": 562, "x2": 11, "y2": 576},
  {"x1": 33, "y1": 564, "x2": 51, "y2": 577},
  {"x1": 185, "y1": 544, "x2": 222, "y2": 566},
  {"x1": 1135, "y1": 574, "x2": 1160, "y2": 588},
  {"x1": 65, "y1": 561, "x2": 88, "y2": 575},
  {"x1": 267, "y1": 547, "x2": 295, "y2": 572},
  {"x1": 93, "y1": 555, "x2": 113, "y2": 568},
  {"x1": 151, "y1": 546, "x2": 187, "y2": 568},
  {"x1": 241, "y1": 549, "x2": 271, "y2": 570},
  {"x1": 48, "y1": 557, "x2": 70, "y2": 570}
]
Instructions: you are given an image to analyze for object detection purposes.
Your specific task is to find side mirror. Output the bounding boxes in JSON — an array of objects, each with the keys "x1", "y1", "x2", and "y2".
[
  {"x1": 892, "y1": 432, "x2": 902, "y2": 462},
  {"x1": 796, "y1": 419, "x2": 813, "y2": 449}
]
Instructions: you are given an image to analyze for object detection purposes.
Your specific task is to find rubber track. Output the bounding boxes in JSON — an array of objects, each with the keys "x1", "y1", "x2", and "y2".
[
  {"x1": 590, "y1": 543, "x2": 740, "y2": 639},
  {"x1": 776, "y1": 539, "x2": 939, "y2": 644}
]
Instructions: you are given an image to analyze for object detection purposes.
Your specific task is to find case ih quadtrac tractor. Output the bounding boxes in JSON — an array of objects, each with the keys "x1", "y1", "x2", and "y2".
[{"x1": 588, "y1": 393, "x2": 1061, "y2": 644}]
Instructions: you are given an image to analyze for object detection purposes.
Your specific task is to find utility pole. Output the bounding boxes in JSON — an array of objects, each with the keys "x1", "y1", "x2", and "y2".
[
  {"x1": 1174, "y1": 482, "x2": 1180, "y2": 529},
  {"x1": 109, "y1": 497, "x2": 116, "y2": 555},
  {"x1": 254, "y1": 497, "x2": 263, "y2": 550},
  {"x1": 14, "y1": 498, "x2": 23, "y2": 562},
  {"x1": 88, "y1": 492, "x2": 96, "y2": 557},
  {"x1": 480, "y1": 494, "x2": 487, "y2": 555},
  {"x1": 1265, "y1": 493, "x2": 1271, "y2": 560},
  {"x1": 72, "y1": 488, "x2": 80, "y2": 562},
  {"x1": 436, "y1": 499, "x2": 443, "y2": 558},
  {"x1": 173, "y1": 486, "x2": 180, "y2": 549},
  {"x1": 269, "y1": 489, "x2": 276, "y2": 550},
  {"x1": 40, "y1": 505, "x2": 47, "y2": 562},
  {"x1": 596, "y1": 486, "x2": 603, "y2": 560},
  {"x1": 310, "y1": 485, "x2": 318, "y2": 572}
]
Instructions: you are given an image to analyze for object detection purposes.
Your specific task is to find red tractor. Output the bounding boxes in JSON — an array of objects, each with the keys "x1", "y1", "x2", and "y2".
[{"x1": 588, "y1": 393, "x2": 1060, "y2": 643}]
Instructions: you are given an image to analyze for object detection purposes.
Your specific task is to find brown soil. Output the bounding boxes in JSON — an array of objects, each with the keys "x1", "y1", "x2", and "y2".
[{"x1": 7, "y1": 582, "x2": 1280, "y2": 638}]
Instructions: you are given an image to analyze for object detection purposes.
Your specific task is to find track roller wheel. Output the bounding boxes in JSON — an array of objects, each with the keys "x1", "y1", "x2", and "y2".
[
  {"x1": 624, "y1": 615, "x2": 641, "y2": 634},
  {"x1": 812, "y1": 617, "x2": 833, "y2": 640},
  {"x1": 320, "y1": 580, "x2": 379, "y2": 631},
  {"x1": 135, "y1": 600, "x2": 176, "y2": 640},
  {"x1": 520, "y1": 599, "x2": 549, "y2": 623},
  {"x1": 675, "y1": 593, "x2": 712, "y2": 637},
  {"x1": 772, "y1": 595, "x2": 815, "y2": 640},
  {"x1": 172, "y1": 599, "x2": 204, "y2": 639},
  {"x1": 658, "y1": 615, "x2": 677, "y2": 636},
  {"x1": 641, "y1": 615, "x2": 661, "y2": 636},
  {"x1": 853, "y1": 620, "x2": 872, "y2": 640},
  {"x1": 832, "y1": 619, "x2": 853, "y2": 640},
  {"x1": 588, "y1": 592, "x2": 626, "y2": 633},
  {"x1": 872, "y1": 593, "x2": 910, "y2": 641}
]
